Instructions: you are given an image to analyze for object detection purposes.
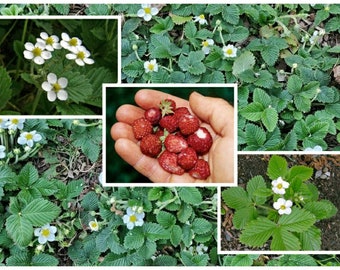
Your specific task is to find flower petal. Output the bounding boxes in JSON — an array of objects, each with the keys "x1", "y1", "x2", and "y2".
[
  {"x1": 47, "y1": 91, "x2": 57, "y2": 102},
  {"x1": 57, "y1": 90, "x2": 68, "y2": 101},
  {"x1": 42, "y1": 81, "x2": 52, "y2": 91},
  {"x1": 34, "y1": 57, "x2": 45, "y2": 65},
  {"x1": 58, "y1": 78, "x2": 68, "y2": 88},
  {"x1": 24, "y1": 42, "x2": 34, "y2": 50}
]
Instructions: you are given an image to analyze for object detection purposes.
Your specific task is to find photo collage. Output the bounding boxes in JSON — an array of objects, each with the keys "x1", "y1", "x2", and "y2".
[{"x1": 0, "y1": 3, "x2": 339, "y2": 268}]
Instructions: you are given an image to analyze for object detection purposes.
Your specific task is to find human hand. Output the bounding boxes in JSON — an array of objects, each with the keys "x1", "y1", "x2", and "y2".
[{"x1": 110, "y1": 89, "x2": 234, "y2": 183}]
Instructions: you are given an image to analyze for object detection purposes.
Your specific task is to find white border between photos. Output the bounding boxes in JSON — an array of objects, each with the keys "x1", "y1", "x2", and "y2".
[{"x1": 103, "y1": 83, "x2": 238, "y2": 188}]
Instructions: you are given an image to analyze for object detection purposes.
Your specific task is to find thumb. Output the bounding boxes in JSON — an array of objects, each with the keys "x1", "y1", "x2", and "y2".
[{"x1": 189, "y1": 92, "x2": 234, "y2": 137}]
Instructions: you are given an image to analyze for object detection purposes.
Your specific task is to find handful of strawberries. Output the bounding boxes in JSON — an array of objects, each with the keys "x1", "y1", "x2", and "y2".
[{"x1": 132, "y1": 98, "x2": 212, "y2": 180}]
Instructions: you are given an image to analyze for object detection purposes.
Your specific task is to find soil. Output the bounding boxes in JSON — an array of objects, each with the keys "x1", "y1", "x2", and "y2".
[{"x1": 221, "y1": 154, "x2": 340, "y2": 252}]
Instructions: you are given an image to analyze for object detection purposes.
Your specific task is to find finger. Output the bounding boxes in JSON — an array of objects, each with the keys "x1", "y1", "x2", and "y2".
[
  {"x1": 114, "y1": 138, "x2": 172, "y2": 183},
  {"x1": 135, "y1": 89, "x2": 189, "y2": 110},
  {"x1": 110, "y1": 122, "x2": 136, "y2": 142},
  {"x1": 116, "y1": 104, "x2": 145, "y2": 124},
  {"x1": 189, "y1": 91, "x2": 234, "y2": 138}
]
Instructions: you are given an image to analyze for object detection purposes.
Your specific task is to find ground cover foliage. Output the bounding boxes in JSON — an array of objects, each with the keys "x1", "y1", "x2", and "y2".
[{"x1": 0, "y1": 3, "x2": 339, "y2": 267}]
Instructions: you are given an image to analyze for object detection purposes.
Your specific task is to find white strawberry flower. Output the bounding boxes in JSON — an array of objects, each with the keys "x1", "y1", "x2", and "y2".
[
  {"x1": 34, "y1": 224, "x2": 57, "y2": 244},
  {"x1": 23, "y1": 42, "x2": 52, "y2": 65},
  {"x1": 36, "y1": 32, "x2": 61, "y2": 51},
  {"x1": 41, "y1": 73, "x2": 68, "y2": 102},
  {"x1": 123, "y1": 207, "x2": 145, "y2": 230},
  {"x1": 137, "y1": 4, "x2": 159, "y2": 21},
  {"x1": 201, "y1": 39, "x2": 214, "y2": 54},
  {"x1": 273, "y1": 198, "x2": 293, "y2": 215},
  {"x1": 60, "y1": 32, "x2": 82, "y2": 52},
  {"x1": 194, "y1": 14, "x2": 208, "y2": 25},
  {"x1": 144, "y1": 59, "x2": 158, "y2": 73},
  {"x1": 271, "y1": 177, "x2": 290, "y2": 195},
  {"x1": 65, "y1": 45, "x2": 94, "y2": 66},
  {"x1": 17, "y1": 130, "x2": 42, "y2": 147},
  {"x1": 223, "y1": 44, "x2": 237, "y2": 58}
]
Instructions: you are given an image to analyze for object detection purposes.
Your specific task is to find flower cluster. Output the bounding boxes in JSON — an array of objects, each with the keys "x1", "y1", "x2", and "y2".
[
  {"x1": 123, "y1": 206, "x2": 145, "y2": 230},
  {"x1": 0, "y1": 118, "x2": 43, "y2": 164},
  {"x1": 23, "y1": 32, "x2": 94, "y2": 103},
  {"x1": 271, "y1": 176, "x2": 292, "y2": 215}
]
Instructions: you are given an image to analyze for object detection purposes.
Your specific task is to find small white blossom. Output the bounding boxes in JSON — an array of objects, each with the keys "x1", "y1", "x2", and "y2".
[
  {"x1": 273, "y1": 198, "x2": 293, "y2": 215},
  {"x1": 194, "y1": 14, "x2": 208, "y2": 25},
  {"x1": 223, "y1": 44, "x2": 237, "y2": 58},
  {"x1": 65, "y1": 45, "x2": 94, "y2": 66},
  {"x1": 304, "y1": 145, "x2": 323, "y2": 152},
  {"x1": 17, "y1": 130, "x2": 42, "y2": 147},
  {"x1": 23, "y1": 42, "x2": 52, "y2": 65},
  {"x1": 89, "y1": 220, "x2": 99, "y2": 231},
  {"x1": 34, "y1": 224, "x2": 57, "y2": 244},
  {"x1": 196, "y1": 244, "x2": 208, "y2": 255},
  {"x1": 6, "y1": 118, "x2": 25, "y2": 130},
  {"x1": 60, "y1": 32, "x2": 82, "y2": 52},
  {"x1": 0, "y1": 145, "x2": 6, "y2": 159},
  {"x1": 144, "y1": 59, "x2": 158, "y2": 73},
  {"x1": 309, "y1": 30, "x2": 319, "y2": 45},
  {"x1": 123, "y1": 207, "x2": 145, "y2": 230},
  {"x1": 271, "y1": 177, "x2": 290, "y2": 195},
  {"x1": 0, "y1": 118, "x2": 8, "y2": 129},
  {"x1": 201, "y1": 39, "x2": 214, "y2": 54},
  {"x1": 137, "y1": 4, "x2": 159, "y2": 21},
  {"x1": 41, "y1": 73, "x2": 68, "y2": 102},
  {"x1": 37, "y1": 32, "x2": 61, "y2": 51}
]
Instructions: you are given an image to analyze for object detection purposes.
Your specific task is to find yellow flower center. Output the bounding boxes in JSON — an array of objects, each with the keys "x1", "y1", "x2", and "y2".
[
  {"x1": 46, "y1": 36, "x2": 54, "y2": 46},
  {"x1": 91, "y1": 222, "x2": 98, "y2": 229},
  {"x1": 69, "y1": 37, "x2": 78, "y2": 47},
  {"x1": 226, "y1": 48, "x2": 233, "y2": 55},
  {"x1": 280, "y1": 205, "x2": 286, "y2": 210},
  {"x1": 202, "y1": 40, "x2": 209, "y2": 47},
  {"x1": 53, "y1": 83, "x2": 61, "y2": 92},
  {"x1": 148, "y1": 63, "x2": 154, "y2": 71},
  {"x1": 77, "y1": 51, "x2": 85, "y2": 60},
  {"x1": 41, "y1": 228, "x2": 50, "y2": 237},
  {"x1": 144, "y1": 7, "x2": 151, "y2": 14},
  {"x1": 12, "y1": 119, "x2": 19, "y2": 125},
  {"x1": 32, "y1": 47, "x2": 42, "y2": 57},
  {"x1": 129, "y1": 215, "x2": 137, "y2": 223},
  {"x1": 25, "y1": 133, "x2": 33, "y2": 140},
  {"x1": 199, "y1": 14, "x2": 205, "y2": 19},
  {"x1": 277, "y1": 183, "x2": 283, "y2": 189}
]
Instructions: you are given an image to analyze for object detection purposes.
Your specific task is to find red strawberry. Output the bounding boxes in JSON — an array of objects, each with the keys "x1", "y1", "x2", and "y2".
[
  {"x1": 140, "y1": 134, "x2": 162, "y2": 157},
  {"x1": 132, "y1": 117, "x2": 153, "y2": 140},
  {"x1": 174, "y1": 107, "x2": 191, "y2": 120},
  {"x1": 144, "y1": 107, "x2": 161, "y2": 125},
  {"x1": 164, "y1": 134, "x2": 188, "y2": 153},
  {"x1": 158, "y1": 150, "x2": 185, "y2": 175},
  {"x1": 178, "y1": 147, "x2": 197, "y2": 170},
  {"x1": 187, "y1": 127, "x2": 213, "y2": 155},
  {"x1": 159, "y1": 99, "x2": 176, "y2": 116},
  {"x1": 189, "y1": 159, "x2": 210, "y2": 180},
  {"x1": 159, "y1": 115, "x2": 178, "y2": 133},
  {"x1": 178, "y1": 114, "x2": 200, "y2": 136}
]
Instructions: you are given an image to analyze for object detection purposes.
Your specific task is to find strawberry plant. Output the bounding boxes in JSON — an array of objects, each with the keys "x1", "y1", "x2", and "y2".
[
  {"x1": 0, "y1": 18, "x2": 117, "y2": 115},
  {"x1": 221, "y1": 155, "x2": 337, "y2": 251}
]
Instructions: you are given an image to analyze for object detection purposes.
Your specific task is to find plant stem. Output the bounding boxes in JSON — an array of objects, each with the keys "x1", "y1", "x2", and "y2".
[{"x1": 31, "y1": 88, "x2": 43, "y2": 115}]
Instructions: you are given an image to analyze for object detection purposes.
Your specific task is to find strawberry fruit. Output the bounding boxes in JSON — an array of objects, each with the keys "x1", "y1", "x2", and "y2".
[
  {"x1": 164, "y1": 134, "x2": 188, "y2": 153},
  {"x1": 132, "y1": 117, "x2": 153, "y2": 140},
  {"x1": 140, "y1": 134, "x2": 162, "y2": 157},
  {"x1": 177, "y1": 147, "x2": 197, "y2": 170},
  {"x1": 144, "y1": 107, "x2": 161, "y2": 125},
  {"x1": 189, "y1": 159, "x2": 210, "y2": 179},
  {"x1": 159, "y1": 115, "x2": 178, "y2": 133},
  {"x1": 158, "y1": 150, "x2": 185, "y2": 175},
  {"x1": 187, "y1": 127, "x2": 213, "y2": 155},
  {"x1": 178, "y1": 114, "x2": 200, "y2": 136}
]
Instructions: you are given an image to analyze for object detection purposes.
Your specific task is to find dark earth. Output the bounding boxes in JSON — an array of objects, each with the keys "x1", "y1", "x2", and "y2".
[{"x1": 221, "y1": 154, "x2": 340, "y2": 252}]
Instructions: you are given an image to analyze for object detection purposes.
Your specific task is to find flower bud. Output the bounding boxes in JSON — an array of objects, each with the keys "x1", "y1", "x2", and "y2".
[{"x1": 132, "y1": 44, "x2": 138, "y2": 51}]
